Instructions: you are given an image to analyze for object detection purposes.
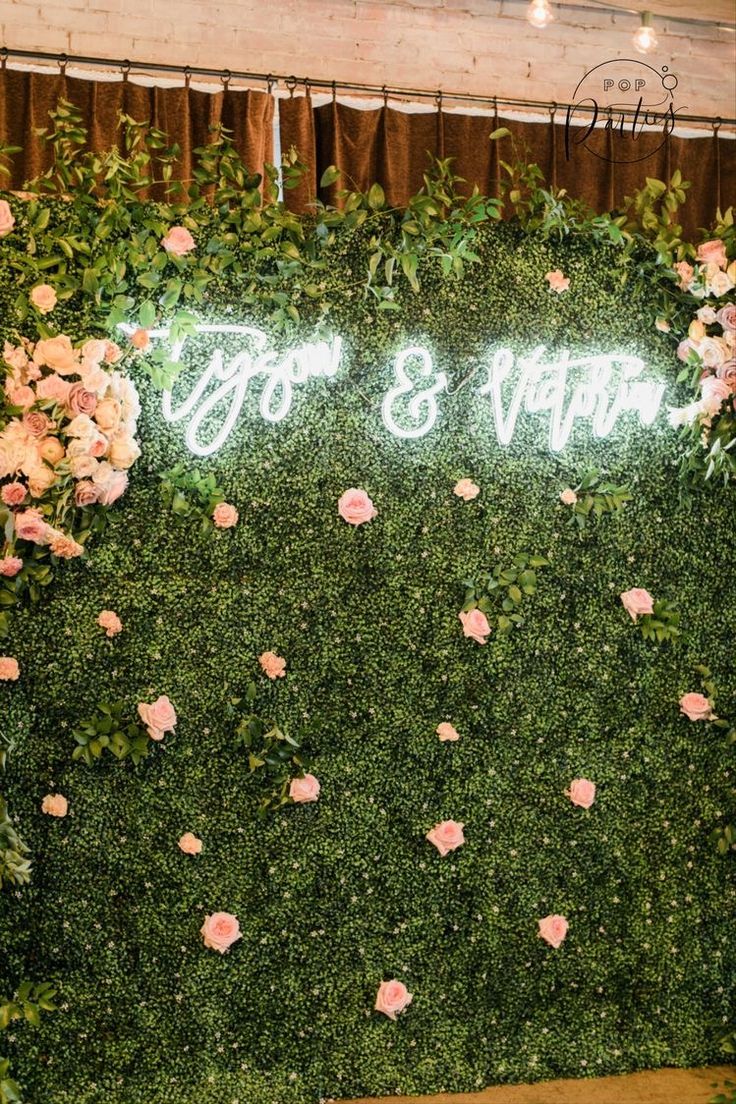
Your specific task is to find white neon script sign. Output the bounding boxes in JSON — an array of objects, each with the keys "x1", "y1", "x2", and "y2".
[{"x1": 118, "y1": 324, "x2": 664, "y2": 455}]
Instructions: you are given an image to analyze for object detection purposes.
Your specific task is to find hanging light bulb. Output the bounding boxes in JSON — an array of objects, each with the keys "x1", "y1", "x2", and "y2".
[
  {"x1": 527, "y1": 0, "x2": 554, "y2": 29},
  {"x1": 633, "y1": 11, "x2": 658, "y2": 53}
]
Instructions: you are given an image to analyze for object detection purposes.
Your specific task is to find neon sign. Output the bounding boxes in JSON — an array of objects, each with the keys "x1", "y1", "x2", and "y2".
[{"x1": 119, "y1": 324, "x2": 665, "y2": 455}]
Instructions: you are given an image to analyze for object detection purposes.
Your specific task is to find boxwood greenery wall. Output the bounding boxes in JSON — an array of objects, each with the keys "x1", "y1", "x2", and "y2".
[{"x1": 1, "y1": 218, "x2": 735, "y2": 1104}]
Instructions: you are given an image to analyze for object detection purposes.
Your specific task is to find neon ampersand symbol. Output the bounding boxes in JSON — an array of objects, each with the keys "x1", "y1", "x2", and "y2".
[{"x1": 381, "y1": 346, "x2": 448, "y2": 439}]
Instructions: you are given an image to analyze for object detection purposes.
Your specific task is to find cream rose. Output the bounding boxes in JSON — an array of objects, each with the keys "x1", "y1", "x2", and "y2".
[
  {"x1": 94, "y1": 398, "x2": 122, "y2": 435},
  {"x1": 30, "y1": 284, "x2": 58, "y2": 314},
  {"x1": 39, "y1": 437, "x2": 65, "y2": 465},
  {"x1": 107, "y1": 433, "x2": 140, "y2": 470}
]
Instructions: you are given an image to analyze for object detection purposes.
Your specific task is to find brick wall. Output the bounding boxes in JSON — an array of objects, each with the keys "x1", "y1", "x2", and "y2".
[{"x1": 1, "y1": 0, "x2": 734, "y2": 121}]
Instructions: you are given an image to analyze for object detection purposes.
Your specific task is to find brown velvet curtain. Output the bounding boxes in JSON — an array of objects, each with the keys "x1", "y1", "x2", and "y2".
[
  {"x1": 0, "y1": 69, "x2": 274, "y2": 192},
  {"x1": 279, "y1": 97, "x2": 735, "y2": 240}
]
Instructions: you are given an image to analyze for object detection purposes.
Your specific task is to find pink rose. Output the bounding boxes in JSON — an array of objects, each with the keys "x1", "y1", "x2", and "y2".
[
  {"x1": 0, "y1": 199, "x2": 15, "y2": 238},
  {"x1": 137, "y1": 694, "x2": 177, "y2": 741},
  {"x1": 559, "y1": 487, "x2": 577, "y2": 505},
  {"x1": 673, "y1": 260, "x2": 694, "y2": 290},
  {"x1": 679, "y1": 692, "x2": 713, "y2": 722},
  {"x1": 701, "y1": 375, "x2": 731, "y2": 414},
  {"x1": 338, "y1": 487, "x2": 377, "y2": 526},
  {"x1": 30, "y1": 284, "x2": 57, "y2": 314},
  {"x1": 1, "y1": 482, "x2": 27, "y2": 507},
  {"x1": 259, "y1": 650, "x2": 286, "y2": 679},
  {"x1": 104, "y1": 340, "x2": 122, "y2": 364},
  {"x1": 97, "y1": 610, "x2": 122, "y2": 637},
  {"x1": 3, "y1": 342, "x2": 27, "y2": 371},
  {"x1": 289, "y1": 773, "x2": 321, "y2": 803},
  {"x1": 676, "y1": 339, "x2": 693, "y2": 362},
  {"x1": 178, "y1": 832, "x2": 202, "y2": 855},
  {"x1": 545, "y1": 269, "x2": 570, "y2": 293},
  {"x1": 374, "y1": 979, "x2": 413, "y2": 1021},
  {"x1": 454, "y1": 478, "x2": 480, "y2": 501},
  {"x1": 200, "y1": 911, "x2": 241, "y2": 953},
  {"x1": 213, "y1": 502, "x2": 238, "y2": 529},
  {"x1": 696, "y1": 239, "x2": 728, "y2": 270},
  {"x1": 130, "y1": 328, "x2": 151, "y2": 352},
  {"x1": 436, "y1": 722, "x2": 460, "y2": 742},
  {"x1": 75, "y1": 481, "x2": 101, "y2": 507},
  {"x1": 14, "y1": 508, "x2": 50, "y2": 544},
  {"x1": 162, "y1": 226, "x2": 196, "y2": 256},
  {"x1": 619, "y1": 587, "x2": 654, "y2": 621},
  {"x1": 35, "y1": 373, "x2": 72, "y2": 405},
  {"x1": 538, "y1": 914, "x2": 568, "y2": 948},
  {"x1": 97, "y1": 470, "x2": 128, "y2": 506},
  {"x1": 426, "y1": 819, "x2": 465, "y2": 856},
  {"x1": 0, "y1": 557, "x2": 23, "y2": 578},
  {"x1": 8, "y1": 385, "x2": 34, "y2": 410},
  {"x1": 22, "y1": 411, "x2": 50, "y2": 438},
  {"x1": 49, "y1": 531, "x2": 84, "y2": 558},
  {"x1": 716, "y1": 359, "x2": 736, "y2": 390},
  {"x1": 67, "y1": 382, "x2": 98, "y2": 417},
  {"x1": 41, "y1": 793, "x2": 68, "y2": 817},
  {"x1": 716, "y1": 304, "x2": 736, "y2": 333},
  {"x1": 34, "y1": 336, "x2": 78, "y2": 375},
  {"x1": 565, "y1": 778, "x2": 596, "y2": 809},
  {"x1": 459, "y1": 608, "x2": 490, "y2": 645},
  {"x1": 0, "y1": 656, "x2": 19, "y2": 680}
]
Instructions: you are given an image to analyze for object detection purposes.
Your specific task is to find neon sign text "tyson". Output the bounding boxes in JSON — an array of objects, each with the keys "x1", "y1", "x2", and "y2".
[{"x1": 119, "y1": 324, "x2": 665, "y2": 455}]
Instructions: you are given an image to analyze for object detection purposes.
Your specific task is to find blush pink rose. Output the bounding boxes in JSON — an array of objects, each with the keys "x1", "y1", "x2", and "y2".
[
  {"x1": 41, "y1": 793, "x2": 68, "y2": 817},
  {"x1": 696, "y1": 239, "x2": 728, "y2": 270},
  {"x1": 162, "y1": 226, "x2": 196, "y2": 256},
  {"x1": 545, "y1": 269, "x2": 570, "y2": 293},
  {"x1": 676, "y1": 339, "x2": 693, "y2": 362},
  {"x1": 8, "y1": 385, "x2": 35, "y2": 410},
  {"x1": 436, "y1": 722, "x2": 460, "y2": 742},
  {"x1": 1, "y1": 482, "x2": 27, "y2": 506},
  {"x1": 35, "y1": 373, "x2": 72, "y2": 405},
  {"x1": 426, "y1": 819, "x2": 465, "y2": 856},
  {"x1": 22, "y1": 411, "x2": 50, "y2": 438},
  {"x1": 137, "y1": 694, "x2": 177, "y2": 741},
  {"x1": 213, "y1": 502, "x2": 238, "y2": 529},
  {"x1": 104, "y1": 340, "x2": 122, "y2": 364},
  {"x1": 0, "y1": 199, "x2": 15, "y2": 238},
  {"x1": 560, "y1": 487, "x2": 577, "y2": 505},
  {"x1": 701, "y1": 375, "x2": 731, "y2": 414},
  {"x1": 619, "y1": 587, "x2": 654, "y2": 621},
  {"x1": 673, "y1": 260, "x2": 694, "y2": 290},
  {"x1": 538, "y1": 914, "x2": 568, "y2": 948},
  {"x1": 200, "y1": 911, "x2": 241, "y2": 953},
  {"x1": 459, "y1": 608, "x2": 490, "y2": 645},
  {"x1": 178, "y1": 832, "x2": 202, "y2": 855},
  {"x1": 565, "y1": 778, "x2": 596, "y2": 809},
  {"x1": 0, "y1": 557, "x2": 23, "y2": 578},
  {"x1": 375, "y1": 979, "x2": 413, "y2": 1021},
  {"x1": 259, "y1": 651, "x2": 286, "y2": 679},
  {"x1": 67, "y1": 382, "x2": 98, "y2": 417},
  {"x1": 34, "y1": 335, "x2": 78, "y2": 375},
  {"x1": 716, "y1": 304, "x2": 736, "y2": 333},
  {"x1": 14, "y1": 508, "x2": 50, "y2": 544},
  {"x1": 97, "y1": 470, "x2": 128, "y2": 506},
  {"x1": 289, "y1": 773, "x2": 321, "y2": 803},
  {"x1": 97, "y1": 610, "x2": 122, "y2": 637},
  {"x1": 679, "y1": 692, "x2": 713, "y2": 722},
  {"x1": 338, "y1": 487, "x2": 377, "y2": 526},
  {"x1": 75, "y1": 481, "x2": 101, "y2": 507},
  {"x1": 0, "y1": 656, "x2": 20, "y2": 680},
  {"x1": 454, "y1": 478, "x2": 480, "y2": 501},
  {"x1": 716, "y1": 359, "x2": 736, "y2": 390},
  {"x1": 30, "y1": 284, "x2": 57, "y2": 314}
]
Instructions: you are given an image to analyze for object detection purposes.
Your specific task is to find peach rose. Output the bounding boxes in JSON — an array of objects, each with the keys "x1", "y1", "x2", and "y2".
[
  {"x1": 289, "y1": 773, "x2": 321, "y2": 803},
  {"x1": 97, "y1": 470, "x2": 128, "y2": 506},
  {"x1": 34, "y1": 335, "x2": 78, "y2": 375},
  {"x1": 49, "y1": 531, "x2": 84, "y2": 558},
  {"x1": 566, "y1": 778, "x2": 596, "y2": 809},
  {"x1": 107, "y1": 433, "x2": 140, "y2": 470},
  {"x1": 459, "y1": 608, "x2": 490, "y2": 645},
  {"x1": 259, "y1": 650, "x2": 286, "y2": 679},
  {"x1": 454, "y1": 478, "x2": 480, "y2": 501},
  {"x1": 8, "y1": 385, "x2": 35, "y2": 410},
  {"x1": 200, "y1": 911, "x2": 241, "y2": 953},
  {"x1": 14, "y1": 508, "x2": 50, "y2": 544},
  {"x1": 0, "y1": 656, "x2": 20, "y2": 680},
  {"x1": 39, "y1": 437, "x2": 65, "y2": 465},
  {"x1": 162, "y1": 226, "x2": 196, "y2": 256},
  {"x1": 679, "y1": 692, "x2": 713, "y2": 722},
  {"x1": 375, "y1": 979, "x2": 413, "y2": 1021},
  {"x1": 689, "y1": 319, "x2": 706, "y2": 343},
  {"x1": 28, "y1": 465, "x2": 57, "y2": 499},
  {"x1": 104, "y1": 340, "x2": 122, "y2": 364},
  {"x1": 97, "y1": 610, "x2": 122, "y2": 637},
  {"x1": 30, "y1": 284, "x2": 57, "y2": 314},
  {"x1": 673, "y1": 260, "x2": 694, "y2": 290},
  {"x1": 560, "y1": 487, "x2": 577, "y2": 505},
  {"x1": 1, "y1": 482, "x2": 26, "y2": 506},
  {"x1": 137, "y1": 694, "x2": 177, "y2": 741},
  {"x1": 538, "y1": 914, "x2": 568, "y2": 948},
  {"x1": 178, "y1": 832, "x2": 202, "y2": 855},
  {"x1": 436, "y1": 722, "x2": 460, "y2": 742},
  {"x1": 619, "y1": 587, "x2": 654, "y2": 621},
  {"x1": 338, "y1": 488, "x2": 377, "y2": 525},
  {"x1": 130, "y1": 328, "x2": 150, "y2": 352},
  {"x1": 22, "y1": 411, "x2": 50, "y2": 438},
  {"x1": 213, "y1": 502, "x2": 238, "y2": 529},
  {"x1": 696, "y1": 239, "x2": 728, "y2": 270},
  {"x1": 0, "y1": 556, "x2": 23, "y2": 578},
  {"x1": 94, "y1": 398, "x2": 121, "y2": 435},
  {"x1": 0, "y1": 199, "x2": 15, "y2": 238},
  {"x1": 545, "y1": 269, "x2": 570, "y2": 293},
  {"x1": 426, "y1": 819, "x2": 465, "y2": 856},
  {"x1": 41, "y1": 793, "x2": 68, "y2": 817}
]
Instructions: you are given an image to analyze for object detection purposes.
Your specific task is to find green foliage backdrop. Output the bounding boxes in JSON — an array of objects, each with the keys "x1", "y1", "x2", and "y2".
[{"x1": 1, "y1": 219, "x2": 734, "y2": 1103}]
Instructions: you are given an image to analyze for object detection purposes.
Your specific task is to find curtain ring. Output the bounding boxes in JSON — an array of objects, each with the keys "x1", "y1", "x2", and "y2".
[
  {"x1": 0, "y1": 47, "x2": 7, "y2": 71},
  {"x1": 266, "y1": 73, "x2": 274, "y2": 95},
  {"x1": 331, "y1": 80, "x2": 337, "y2": 103},
  {"x1": 381, "y1": 85, "x2": 389, "y2": 108},
  {"x1": 549, "y1": 101, "x2": 557, "y2": 123},
  {"x1": 221, "y1": 69, "x2": 231, "y2": 91},
  {"x1": 183, "y1": 65, "x2": 192, "y2": 90},
  {"x1": 285, "y1": 76, "x2": 297, "y2": 98},
  {"x1": 712, "y1": 117, "x2": 722, "y2": 135},
  {"x1": 435, "y1": 89, "x2": 443, "y2": 112},
  {"x1": 121, "y1": 59, "x2": 131, "y2": 83},
  {"x1": 304, "y1": 78, "x2": 311, "y2": 99},
  {"x1": 58, "y1": 52, "x2": 68, "y2": 77}
]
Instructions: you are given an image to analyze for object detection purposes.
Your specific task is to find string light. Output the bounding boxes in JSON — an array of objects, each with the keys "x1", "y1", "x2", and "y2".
[
  {"x1": 633, "y1": 11, "x2": 658, "y2": 53},
  {"x1": 526, "y1": 0, "x2": 554, "y2": 29}
]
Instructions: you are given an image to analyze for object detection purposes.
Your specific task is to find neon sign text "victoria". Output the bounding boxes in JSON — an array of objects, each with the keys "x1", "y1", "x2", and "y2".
[{"x1": 118, "y1": 324, "x2": 665, "y2": 455}]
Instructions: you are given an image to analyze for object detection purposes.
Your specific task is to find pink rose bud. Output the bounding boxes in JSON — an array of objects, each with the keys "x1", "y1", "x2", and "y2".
[
  {"x1": 178, "y1": 832, "x2": 203, "y2": 855},
  {"x1": 459, "y1": 608, "x2": 490, "y2": 645},
  {"x1": 565, "y1": 778, "x2": 596, "y2": 809},
  {"x1": 426, "y1": 819, "x2": 465, "y2": 856},
  {"x1": 453, "y1": 478, "x2": 480, "y2": 501},
  {"x1": 679, "y1": 692, "x2": 713, "y2": 722},
  {"x1": 338, "y1": 488, "x2": 377, "y2": 526},
  {"x1": 559, "y1": 487, "x2": 577, "y2": 505},
  {"x1": 137, "y1": 695, "x2": 177, "y2": 741},
  {"x1": 259, "y1": 651, "x2": 286, "y2": 679},
  {"x1": 619, "y1": 587, "x2": 654, "y2": 621},
  {"x1": 289, "y1": 773, "x2": 321, "y2": 804},
  {"x1": 41, "y1": 793, "x2": 68, "y2": 817},
  {"x1": 374, "y1": 979, "x2": 413, "y2": 1021},
  {"x1": 0, "y1": 557, "x2": 23, "y2": 578},
  {"x1": 0, "y1": 656, "x2": 20, "y2": 680},
  {"x1": 545, "y1": 269, "x2": 570, "y2": 293},
  {"x1": 161, "y1": 226, "x2": 196, "y2": 256},
  {"x1": 97, "y1": 610, "x2": 122, "y2": 637},
  {"x1": 200, "y1": 911, "x2": 241, "y2": 953},
  {"x1": 538, "y1": 914, "x2": 568, "y2": 948},
  {"x1": 213, "y1": 502, "x2": 238, "y2": 529},
  {"x1": 436, "y1": 722, "x2": 460, "y2": 742}
]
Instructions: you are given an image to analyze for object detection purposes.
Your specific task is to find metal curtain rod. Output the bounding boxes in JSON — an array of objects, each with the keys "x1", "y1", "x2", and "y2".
[{"x1": 1, "y1": 47, "x2": 734, "y2": 128}]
